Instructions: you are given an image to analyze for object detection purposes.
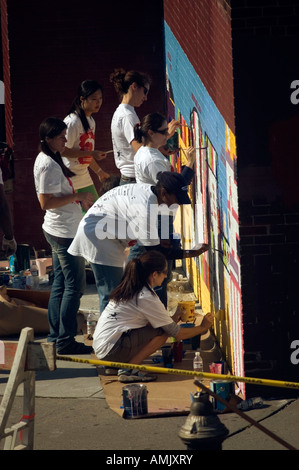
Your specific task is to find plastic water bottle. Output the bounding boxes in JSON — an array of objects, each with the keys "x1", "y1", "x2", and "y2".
[
  {"x1": 237, "y1": 397, "x2": 264, "y2": 411},
  {"x1": 87, "y1": 312, "x2": 97, "y2": 338},
  {"x1": 30, "y1": 260, "x2": 39, "y2": 289},
  {"x1": 193, "y1": 351, "x2": 203, "y2": 382}
]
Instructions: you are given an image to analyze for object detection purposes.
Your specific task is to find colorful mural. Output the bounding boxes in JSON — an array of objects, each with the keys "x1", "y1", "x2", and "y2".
[{"x1": 164, "y1": 23, "x2": 244, "y2": 392}]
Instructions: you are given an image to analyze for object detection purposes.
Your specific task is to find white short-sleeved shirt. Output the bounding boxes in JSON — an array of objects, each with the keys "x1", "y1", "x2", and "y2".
[
  {"x1": 68, "y1": 183, "x2": 167, "y2": 267},
  {"x1": 111, "y1": 103, "x2": 140, "y2": 177},
  {"x1": 62, "y1": 113, "x2": 95, "y2": 190},
  {"x1": 92, "y1": 286, "x2": 178, "y2": 358},
  {"x1": 33, "y1": 152, "x2": 83, "y2": 238},
  {"x1": 134, "y1": 146, "x2": 172, "y2": 184}
]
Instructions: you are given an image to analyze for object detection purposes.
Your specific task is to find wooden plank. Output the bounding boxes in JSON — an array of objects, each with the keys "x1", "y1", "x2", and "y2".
[
  {"x1": 6, "y1": 288, "x2": 50, "y2": 309},
  {"x1": 0, "y1": 340, "x2": 56, "y2": 371},
  {"x1": 27, "y1": 342, "x2": 56, "y2": 371},
  {"x1": 0, "y1": 342, "x2": 18, "y2": 370},
  {"x1": 0, "y1": 328, "x2": 33, "y2": 438}
]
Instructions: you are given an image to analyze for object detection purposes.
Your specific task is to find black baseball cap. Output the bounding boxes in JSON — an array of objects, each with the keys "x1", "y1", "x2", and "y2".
[{"x1": 156, "y1": 171, "x2": 191, "y2": 204}]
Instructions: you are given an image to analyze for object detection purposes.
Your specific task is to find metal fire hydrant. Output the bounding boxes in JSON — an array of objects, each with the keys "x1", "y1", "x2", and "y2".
[{"x1": 178, "y1": 391, "x2": 229, "y2": 450}]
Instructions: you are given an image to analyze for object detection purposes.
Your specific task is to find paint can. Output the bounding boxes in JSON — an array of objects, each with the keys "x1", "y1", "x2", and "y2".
[
  {"x1": 178, "y1": 301, "x2": 195, "y2": 322},
  {"x1": 210, "y1": 380, "x2": 234, "y2": 412},
  {"x1": 122, "y1": 384, "x2": 148, "y2": 418}
]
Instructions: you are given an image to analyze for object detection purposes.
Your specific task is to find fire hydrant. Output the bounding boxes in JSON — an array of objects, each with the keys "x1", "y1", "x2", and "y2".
[{"x1": 178, "y1": 391, "x2": 229, "y2": 450}]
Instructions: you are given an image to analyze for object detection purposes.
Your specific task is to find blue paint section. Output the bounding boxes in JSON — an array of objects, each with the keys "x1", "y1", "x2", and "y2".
[{"x1": 164, "y1": 22, "x2": 230, "y2": 241}]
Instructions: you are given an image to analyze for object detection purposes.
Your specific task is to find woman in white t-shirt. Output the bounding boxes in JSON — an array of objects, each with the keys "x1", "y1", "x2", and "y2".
[
  {"x1": 109, "y1": 68, "x2": 151, "y2": 184},
  {"x1": 134, "y1": 112, "x2": 196, "y2": 184},
  {"x1": 33, "y1": 117, "x2": 94, "y2": 355},
  {"x1": 62, "y1": 80, "x2": 109, "y2": 211},
  {"x1": 131, "y1": 112, "x2": 197, "y2": 307},
  {"x1": 92, "y1": 250, "x2": 214, "y2": 383}
]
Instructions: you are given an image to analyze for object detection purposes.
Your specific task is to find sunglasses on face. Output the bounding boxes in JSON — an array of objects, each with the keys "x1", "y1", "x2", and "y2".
[
  {"x1": 159, "y1": 267, "x2": 168, "y2": 275},
  {"x1": 154, "y1": 128, "x2": 169, "y2": 135}
]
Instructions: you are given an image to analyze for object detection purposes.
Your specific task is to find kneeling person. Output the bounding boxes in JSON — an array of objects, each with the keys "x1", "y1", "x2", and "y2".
[{"x1": 92, "y1": 250, "x2": 213, "y2": 383}]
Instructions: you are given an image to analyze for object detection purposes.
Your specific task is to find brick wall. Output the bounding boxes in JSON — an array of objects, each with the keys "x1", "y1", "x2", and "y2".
[
  {"x1": 163, "y1": 0, "x2": 245, "y2": 390},
  {"x1": 4, "y1": 0, "x2": 165, "y2": 250},
  {"x1": 164, "y1": 0, "x2": 235, "y2": 132},
  {"x1": 232, "y1": 1, "x2": 299, "y2": 390},
  {"x1": 232, "y1": 0, "x2": 299, "y2": 36}
]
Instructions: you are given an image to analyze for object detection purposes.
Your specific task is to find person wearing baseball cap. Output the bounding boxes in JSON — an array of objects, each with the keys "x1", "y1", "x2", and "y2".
[
  {"x1": 68, "y1": 171, "x2": 208, "y2": 315},
  {"x1": 155, "y1": 171, "x2": 191, "y2": 205}
]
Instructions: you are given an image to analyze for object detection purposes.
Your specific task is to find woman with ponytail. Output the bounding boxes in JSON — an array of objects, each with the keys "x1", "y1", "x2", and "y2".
[
  {"x1": 109, "y1": 68, "x2": 151, "y2": 184},
  {"x1": 92, "y1": 251, "x2": 213, "y2": 383},
  {"x1": 34, "y1": 117, "x2": 94, "y2": 355},
  {"x1": 134, "y1": 112, "x2": 196, "y2": 185},
  {"x1": 130, "y1": 112, "x2": 200, "y2": 308}
]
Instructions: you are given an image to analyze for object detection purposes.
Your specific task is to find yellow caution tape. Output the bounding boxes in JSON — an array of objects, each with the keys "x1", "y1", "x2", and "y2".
[{"x1": 56, "y1": 355, "x2": 299, "y2": 391}]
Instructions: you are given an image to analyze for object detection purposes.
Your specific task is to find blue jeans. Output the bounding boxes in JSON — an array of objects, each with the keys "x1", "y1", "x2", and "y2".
[
  {"x1": 44, "y1": 231, "x2": 86, "y2": 351},
  {"x1": 90, "y1": 262, "x2": 123, "y2": 313}
]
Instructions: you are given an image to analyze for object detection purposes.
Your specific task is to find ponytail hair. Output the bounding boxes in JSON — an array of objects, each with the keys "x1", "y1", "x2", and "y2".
[
  {"x1": 39, "y1": 117, "x2": 74, "y2": 178},
  {"x1": 68, "y1": 79, "x2": 103, "y2": 133},
  {"x1": 109, "y1": 250, "x2": 167, "y2": 304},
  {"x1": 134, "y1": 112, "x2": 167, "y2": 145},
  {"x1": 110, "y1": 68, "x2": 151, "y2": 101}
]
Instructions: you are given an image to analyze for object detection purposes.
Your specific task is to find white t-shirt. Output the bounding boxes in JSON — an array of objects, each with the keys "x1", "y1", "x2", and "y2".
[
  {"x1": 134, "y1": 146, "x2": 172, "y2": 184},
  {"x1": 62, "y1": 113, "x2": 95, "y2": 190},
  {"x1": 68, "y1": 183, "x2": 168, "y2": 267},
  {"x1": 93, "y1": 285, "x2": 178, "y2": 358},
  {"x1": 33, "y1": 152, "x2": 83, "y2": 238},
  {"x1": 111, "y1": 103, "x2": 139, "y2": 177}
]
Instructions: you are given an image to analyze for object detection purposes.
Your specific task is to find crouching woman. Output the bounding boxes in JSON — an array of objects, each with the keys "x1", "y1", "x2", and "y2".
[{"x1": 92, "y1": 250, "x2": 213, "y2": 383}]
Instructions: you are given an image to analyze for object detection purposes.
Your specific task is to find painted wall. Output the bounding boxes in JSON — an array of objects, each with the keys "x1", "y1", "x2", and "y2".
[{"x1": 163, "y1": 20, "x2": 244, "y2": 391}]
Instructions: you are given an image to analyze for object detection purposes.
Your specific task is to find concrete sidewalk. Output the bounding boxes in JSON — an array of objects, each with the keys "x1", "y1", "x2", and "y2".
[{"x1": 0, "y1": 281, "x2": 298, "y2": 451}]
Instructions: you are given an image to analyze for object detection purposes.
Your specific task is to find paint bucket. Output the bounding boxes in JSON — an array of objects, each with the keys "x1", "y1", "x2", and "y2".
[
  {"x1": 178, "y1": 300, "x2": 195, "y2": 322},
  {"x1": 122, "y1": 384, "x2": 148, "y2": 418},
  {"x1": 210, "y1": 380, "x2": 234, "y2": 412}
]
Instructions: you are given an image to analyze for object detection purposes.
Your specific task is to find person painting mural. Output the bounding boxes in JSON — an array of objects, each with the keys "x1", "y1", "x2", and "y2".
[
  {"x1": 68, "y1": 171, "x2": 208, "y2": 314},
  {"x1": 134, "y1": 112, "x2": 195, "y2": 185},
  {"x1": 92, "y1": 250, "x2": 214, "y2": 383},
  {"x1": 110, "y1": 68, "x2": 179, "y2": 184},
  {"x1": 129, "y1": 112, "x2": 200, "y2": 307},
  {"x1": 110, "y1": 68, "x2": 151, "y2": 185}
]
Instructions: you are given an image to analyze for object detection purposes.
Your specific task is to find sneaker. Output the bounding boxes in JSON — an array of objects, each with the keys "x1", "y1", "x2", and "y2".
[
  {"x1": 105, "y1": 367, "x2": 119, "y2": 376},
  {"x1": 57, "y1": 341, "x2": 93, "y2": 355},
  {"x1": 118, "y1": 368, "x2": 157, "y2": 383}
]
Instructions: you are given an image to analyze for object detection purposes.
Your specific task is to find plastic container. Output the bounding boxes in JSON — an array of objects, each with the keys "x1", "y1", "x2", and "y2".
[
  {"x1": 122, "y1": 384, "x2": 148, "y2": 418},
  {"x1": 178, "y1": 300, "x2": 195, "y2": 322},
  {"x1": 87, "y1": 312, "x2": 97, "y2": 338},
  {"x1": 30, "y1": 260, "x2": 39, "y2": 289},
  {"x1": 161, "y1": 345, "x2": 173, "y2": 368},
  {"x1": 193, "y1": 351, "x2": 203, "y2": 382}
]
